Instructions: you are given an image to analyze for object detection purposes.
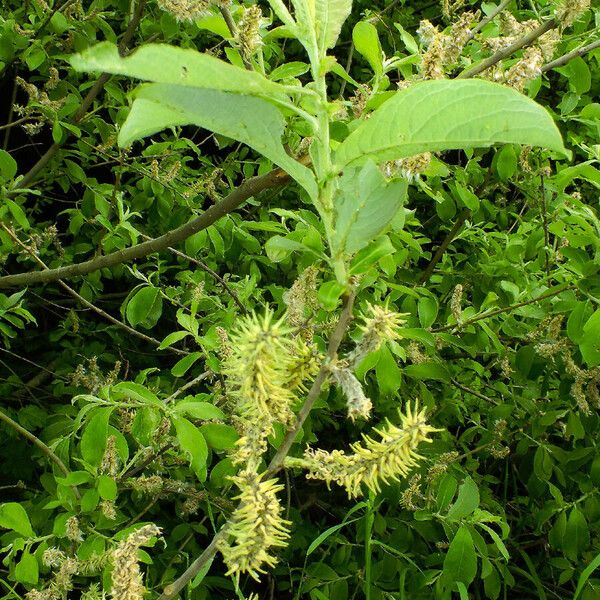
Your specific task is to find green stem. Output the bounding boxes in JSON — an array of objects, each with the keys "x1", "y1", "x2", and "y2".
[{"x1": 364, "y1": 491, "x2": 375, "y2": 600}]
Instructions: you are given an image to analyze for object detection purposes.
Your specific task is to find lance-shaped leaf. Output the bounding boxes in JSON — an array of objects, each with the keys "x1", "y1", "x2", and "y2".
[
  {"x1": 334, "y1": 79, "x2": 567, "y2": 169},
  {"x1": 316, "y1": 0, "x2": 353, "y2": 51},
  {"x1": 331, "y1": 160, "x2": 407, "y2": 257},
  {"x1": 70, "y1": 42, "x2": 287, "y2": 99},
  {"x1": 118, "y1": 84, "x2": 317, "y2": 199}
]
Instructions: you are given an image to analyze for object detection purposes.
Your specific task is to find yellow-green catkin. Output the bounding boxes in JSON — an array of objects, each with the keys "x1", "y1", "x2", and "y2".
[
  {"x1": 218, "y1": 472, "x2": 291, "y2": 582},
  {"x1": 347, "y1": 303, "x2": 407, "y2": 367},
  {"x1": 110, "y1": 524, "x2": 161, "y2": 600},
  {"x1": 329, "y1": 363, "x2": 373, "y2": 421},
  {"x1": 286, "y1": 403, "x2": 438, "y2": 498},
  {"x1": 223, "y1": 310, "x2": 297, "y2": 466}
]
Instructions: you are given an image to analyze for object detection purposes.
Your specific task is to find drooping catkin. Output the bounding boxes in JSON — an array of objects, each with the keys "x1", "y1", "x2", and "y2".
[
  {"x1": 110, "y1": 524, "x2": 161, "y2": 600},
  {"x1": 223, "y1": 310, "x2": 298, "y2": 467},
  {"x1": 286, "y1": 403, "x2": 438, "y2": 498},
  {"x1": 218, "y1": 472, "x2": 291, "y2": 582}
]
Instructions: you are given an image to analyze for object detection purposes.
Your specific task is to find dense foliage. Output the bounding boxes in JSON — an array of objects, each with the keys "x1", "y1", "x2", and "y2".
[{"x1": 0, "y1": 0, "x2": 599, "y2": 599}]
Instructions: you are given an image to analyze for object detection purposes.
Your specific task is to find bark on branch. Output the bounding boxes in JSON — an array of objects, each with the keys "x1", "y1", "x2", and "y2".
[{"x1": 0, "y1": 165, "x2": 293, "y2": 289}]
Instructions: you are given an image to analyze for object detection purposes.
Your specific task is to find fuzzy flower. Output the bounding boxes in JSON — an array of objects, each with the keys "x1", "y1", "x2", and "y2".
[
  {"x1": 347, "y1": 303, "x2": 407, "y2": 367},
  {"x1": 286, "y1": 403, "x2": 438, "y2": 498},
  {"x1": 450, "y1": 284, "x2": 463, "y2": 324},
  {"x1": 285, "y1": 340, "x2": 323, "y2": 392},
  {"x1": 156, "y1": 0, "x2": 212, "y2": 22},
  {"x1": 218, "y1": 473, "x2": 291, "y2": 582},
  {"x1": 110, "y1": 524, "x2": 161, "y2": 600},
  {"x1": 236, "y1": 5, "x2": 265, "y2": 60},
  {"x1": 555, "y1": 0, "x2": 590, "y2": 27},
  {"x1": 384, "y1": 152, "x2": 432, "y2": 181},
  {"x1": 329, "y1": 364, "x2": 372, "y2": 421},
  {"x1": 223, "y1": 310, "x2": 296, "y2": 427},
  {"x1": 283, "y1": 265, "x2": 319, "y2": 330},
  {"x1": 505, "y1": 47, "x2": 544, "y2": 91}
]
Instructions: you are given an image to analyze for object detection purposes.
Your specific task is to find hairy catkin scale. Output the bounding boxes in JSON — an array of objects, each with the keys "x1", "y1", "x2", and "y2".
[
  {"x1": 110, "y1": 525, "x2": 161, "y2": 600},
  {"x1": 223, "y1": 310, "x2": 299, "y2": 468},
  {"x1": 286, "y1": 404, "x2": 439, "y2": 498},
  {"x1": 329, "y1": 364, "x2": 372, "y2": 421},
  {"x1": 218, "y1": 473, "x2": 291, "y2": 582},
  {"x1": 347, "y1": 303, "x2": 406, "y2": 367}
]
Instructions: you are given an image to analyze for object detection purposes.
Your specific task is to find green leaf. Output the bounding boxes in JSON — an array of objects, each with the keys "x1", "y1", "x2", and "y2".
[
  {"x1": 315, "y1": 0, "x2": 353, "y2": 51},
  {"x1": 118, "y1": 84, "x2": 317, "y2": 199},
  {"x1": 97, "y1": 475, "x2": 118, "y2": 501},
  {"x1": 443, "y1": 525, "x2": 478, "y2": 587},
  {"x1": 580, "y1": 308, "x2": 600, "y2": 367},
  {"x1": 418, "y1": 296, "x2": 438, "y2": 329},
  {"x1": 6, "y1": 199, "x2": 30, "y2": 230},
  {"x1": 81, "y1": 407, "x2": 113, "y2": 467},
  {"x1": 375, "y1": 345, "x2": 402, "y2": 395},
  {"x1": 331, "y1": 160, "x2": 407, "y2": 257},
  {"x1": 306, "y1": 517, "x2": 361, "y2": 556},
  {"x1": 15, "y1": 552, "x2": 38, "y2": 585},
  {"x1": 403, "y1": 361, "x2": 450, "y2": 382},
  {"x1": 111, "y1": 382, "x2": 161, "y2": 405},
  {"x1": 126, "y1": 286, "x2": 163, "y2": 329},
  {"x1": 171, "y1": 351, "x2": 203, "y2": 377},
  {"x1": 494, "y1": 145, "x2": 517, "y2": 181},
  {"x1": 0, "y1": 503, "x2": 34, "y2": 537},
  {"x1": 0, "y1": 149, "x2": 18, "y2": 180},
  {"x1": 447, "y1": 476, "x2": 480, "y2": 521},
  {"x1": 352, "y1": 21, "x2": 383, "y2": 77},
  {"x1": 199, "y1": 423, "x2": 239, "y2": 450},
  {"x1": 173, "y1": 416, "x2": 208, "y2": 481},
  {"x1": 349, "y1": 235, "x2": 394, "y2": 274},
  {"x1": 318, "y1": 280, "x2": 346, "y2": 311},
  {"x1": 573, "y1": 551, "x2": 600, "y2": 600},
  {"x1": 70, "y1": 42, "x2": 286, "y2": 98},
  {"x1": 158, "y1": 331, "x2": 190, "y2": 350},
  {"x1": 173, "y1": 400, "x2": 225, "y2": 420},
  {"x1": 564, "y1": 507, "x2": 590, "y2": 561},
  {"x1": 334, "y1": 80, "x2": 567, "y2": 169}
]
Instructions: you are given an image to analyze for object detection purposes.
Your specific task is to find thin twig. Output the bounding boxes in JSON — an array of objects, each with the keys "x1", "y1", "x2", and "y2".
[
  {"x1": 417, "y1": 209, "x2": 471, "y2": 285},
  {"x1": 541, "y1": 38, "x2": 600, "y2": 71},
  {"x1": 157, "y1": 286, "x2": 358, "y2": 600},
  {"x1": 0, "y1": 116, "x2": 37, "y2": 132},
  {"x1": 467, "y1": 0, "x2": 513, "y2": 41},
  {"x1": 0, "y1": 408, "x2": 80, "y2": 498},
  {"x1": 450, "y1": 378, "x2": 498, "y2": 404},
  {"x1": 1, "y1": 225, "x2": 189, "y2": 355},
  {"x1": 9, "y1": 0, "x2": 146, "y2": 193},
  {"x1": 0, "y1": 162, "x2": 300, "y2": 288},
  {"x1": 539, "y1": 174, "x2": 551, "y2": 276},
  {"x1": 457, "y1": 18, "x2": 557, "y2": 79},
  {"x1": 141, "y1": 236, "x2": 247, "y2": 314},
  {"x1": 164, "y1": 371, "x2": 212, "y2": 403},
  {"x1": 431, "y1": 284, "x2": 574, "y2": 333}
]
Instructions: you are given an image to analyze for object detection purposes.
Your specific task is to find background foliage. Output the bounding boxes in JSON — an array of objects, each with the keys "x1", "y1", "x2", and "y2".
[{"x1": 0, "y1": 0, "x2": 599, "y2": 598}]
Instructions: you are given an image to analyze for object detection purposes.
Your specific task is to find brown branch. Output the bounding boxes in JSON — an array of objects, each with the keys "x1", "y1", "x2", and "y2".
[
  {"x1": 417, "y1": 209, "x2": 470, "y2": 285},
  {"x1": 157, "y1": 285, "x2": 358, "y2": 600},
  {"x1": 1, "y1": 225, "x2": 189, "y2": 354},
  {"x1": 0, "y1": 164, "x2": 294, "y2": 288},
  {"x1": 0, "y1": 116, "x2": 33, "y2": 132},
  {"x1": 9, "y1": 0, "x2": 145, "y2": 193},
  {"x1": 467, "y1": 0, "x2": 513, "y2": 41},
  {"x1": 0, "y1": 408, "x2": 80, "y2": 498},
  {"x1": 431, "y1": 283, "x2": 574, "y2": 333},
  {"x1": 219, "y1": 6, "x2": 254, "y2": 71},
  {"x1": 457, "y1": 18, "x2": 557, "y2": 79},
  {"x1": 541, "y1": 38, "x2": 600, "y2": 72},
  {"x1": 142, "y1": 236, "x2": 247, "y2": 314}
]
